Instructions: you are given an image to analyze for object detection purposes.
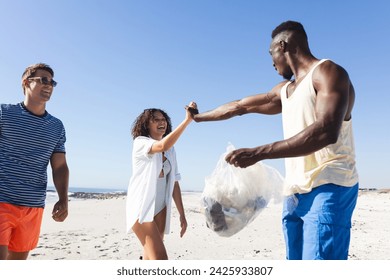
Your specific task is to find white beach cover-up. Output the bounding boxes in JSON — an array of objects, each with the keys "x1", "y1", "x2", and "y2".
[{"x1": 126, "y1": 136, "x2": 181, "y2": 234}]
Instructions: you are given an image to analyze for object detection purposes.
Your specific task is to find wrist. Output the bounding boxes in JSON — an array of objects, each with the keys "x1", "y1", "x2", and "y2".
[
  {"x1": 183, "y1": 118, "x2": 192, "y2": 125},
  {"x1": 58, "y1": 196, "x2": 69, "y2": 203}
]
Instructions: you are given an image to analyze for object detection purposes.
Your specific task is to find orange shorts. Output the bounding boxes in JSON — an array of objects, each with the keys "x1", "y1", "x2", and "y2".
[{"x1": 0, "y1": 202, "x2": 44, "y2": 252}]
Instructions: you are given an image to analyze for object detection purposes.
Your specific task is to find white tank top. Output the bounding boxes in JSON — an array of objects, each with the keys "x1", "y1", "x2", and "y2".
[{"x1": 281, "y1": 59, "x2": 359, "y2": 195}]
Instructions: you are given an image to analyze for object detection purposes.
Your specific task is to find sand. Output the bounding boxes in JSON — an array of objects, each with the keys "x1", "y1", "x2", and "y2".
[{"x1": 29, "y1": 190, "x2": 390, "y2": 260}]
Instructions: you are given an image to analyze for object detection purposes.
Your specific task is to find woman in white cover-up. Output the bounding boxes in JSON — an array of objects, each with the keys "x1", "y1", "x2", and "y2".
[{"x1": 126, "y1": 102, "x2": 197, "y2": 260}]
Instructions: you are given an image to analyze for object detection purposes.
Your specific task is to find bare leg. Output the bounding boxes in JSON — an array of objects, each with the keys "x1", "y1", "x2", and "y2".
[
  {"x1": 154, "y1": 207, "x2": 167, "y2": 241},
  {"x1": 132, "y1": 219, "x2": 167, "y2": 260},
  {"x1": 7, "y1": 250, "x2": 29, "y2": 260}
]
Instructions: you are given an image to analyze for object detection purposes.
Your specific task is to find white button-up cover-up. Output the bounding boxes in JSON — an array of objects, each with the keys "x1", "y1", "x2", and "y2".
[{"x1": 126, "y1": 136, "x2": 181, "y2": 234}]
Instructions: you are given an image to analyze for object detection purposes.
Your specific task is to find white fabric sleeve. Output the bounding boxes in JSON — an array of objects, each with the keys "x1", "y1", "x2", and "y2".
[{"x1": 133, "y1": 137, "x2": 156, "y2": 160}]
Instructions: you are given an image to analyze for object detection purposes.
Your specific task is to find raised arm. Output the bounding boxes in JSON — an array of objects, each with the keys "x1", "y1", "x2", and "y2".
[
  {"x1": 226, "y1": 61, "x2": 353, "y2": 167},
  {"x1": 149, "y1": 102, "x2": 196, "y2": 154},
  {"x1": 193, "y1": 81, "x2": 286, "y2": 122}
]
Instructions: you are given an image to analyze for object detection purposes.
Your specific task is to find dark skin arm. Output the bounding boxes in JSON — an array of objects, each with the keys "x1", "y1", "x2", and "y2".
[
  {"x1": 226, "y1": 61, "x2": 355, "y2": 168},
  {"x1": 50, "y1": 152, "x2": 69, "y2": 221},
  {"x1": 193, "y1": 81, "x2": 286, "y2": 122}
]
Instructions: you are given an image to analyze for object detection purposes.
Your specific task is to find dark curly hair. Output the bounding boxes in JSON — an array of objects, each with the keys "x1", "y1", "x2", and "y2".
[{"x1": 131, "y1": 108, "x2": 172, "y2": 139}]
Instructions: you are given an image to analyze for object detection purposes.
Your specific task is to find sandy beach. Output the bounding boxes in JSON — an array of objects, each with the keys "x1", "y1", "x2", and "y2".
[{"x1": 29, "y1": 190, "x2": 390, "y2": 260}]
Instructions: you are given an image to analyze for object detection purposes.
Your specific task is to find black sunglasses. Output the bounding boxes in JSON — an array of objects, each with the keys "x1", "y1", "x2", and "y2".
[{"x1": 28, "y1": 76, "x2": 57, "y2": 87}]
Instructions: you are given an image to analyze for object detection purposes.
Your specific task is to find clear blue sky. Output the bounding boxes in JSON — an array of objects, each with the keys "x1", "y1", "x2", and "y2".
[{"x1": 1, "y1": 0, "x2": 389, "y2": 191}]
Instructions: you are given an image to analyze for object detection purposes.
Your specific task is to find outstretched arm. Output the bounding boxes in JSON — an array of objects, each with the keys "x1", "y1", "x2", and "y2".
[
  {"x1": 193, "y1": 81, "x2": 286, "y2": 122},
  {"x1": 226, "y1": 61, "x2": 353, "y2": 167},
  {"x1": 50, "y1": 152, "x2": 69, "y2": 222},
  {"x1": 150, "y1": 102, "x2": 196, "y2": 154}
]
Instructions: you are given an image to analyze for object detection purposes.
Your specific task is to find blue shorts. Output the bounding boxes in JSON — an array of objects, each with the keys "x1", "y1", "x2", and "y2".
[{"x1": 282, "y1": 183, "x2": 359, "y2": 260}]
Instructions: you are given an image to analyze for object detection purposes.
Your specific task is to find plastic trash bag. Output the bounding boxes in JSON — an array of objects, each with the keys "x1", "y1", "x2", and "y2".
[{"x1": 202, "y1": 143, "x2": 284, "y2": 237}]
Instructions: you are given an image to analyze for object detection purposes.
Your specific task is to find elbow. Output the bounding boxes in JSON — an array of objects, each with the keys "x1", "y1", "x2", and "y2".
[
  {"x1": 316, "y1": 120, "x2": 341, "y2": 146},
  {"x1": 222, "y1": 107, "x2": 244, "y2": 119},
  {"x1": 155, "y1": 142, "x2": 168, "y2": 152},
  {"x1": 329, "y1": 135, "x2": 338, "y2": 145},
  {"x1": 155, "y1": 141, "x2": 173, "y2": 152},
  {"x1": 324, "y1": 130, "x2": 339, "y2": 145}
]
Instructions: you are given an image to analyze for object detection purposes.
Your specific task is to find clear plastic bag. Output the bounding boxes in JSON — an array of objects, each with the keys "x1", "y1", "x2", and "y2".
[{"x1": 202, "y1": 143, "x2": 284, "y2": 237}]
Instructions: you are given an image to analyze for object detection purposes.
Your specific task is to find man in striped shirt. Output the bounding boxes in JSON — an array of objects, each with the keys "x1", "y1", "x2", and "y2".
[{"x1": 0, "y1": 63, "x2": 69, "y2": 260}]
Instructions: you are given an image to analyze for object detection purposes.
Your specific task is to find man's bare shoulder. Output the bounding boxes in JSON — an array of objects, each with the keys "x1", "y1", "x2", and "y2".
[
  {"x1": 273, "y1": 80, "x2": 290, "y2": 93},
  {"x1": 312, "y1": 59, "x2": 350, "y2": 89},
  {"x1": 315, "y1": 60, "x2": 349, "y2": 77}
]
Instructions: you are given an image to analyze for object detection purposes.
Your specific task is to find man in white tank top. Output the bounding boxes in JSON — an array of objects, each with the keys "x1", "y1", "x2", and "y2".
[{"x1": 194, "y1": 21, "x2": 358, "y2": 260}]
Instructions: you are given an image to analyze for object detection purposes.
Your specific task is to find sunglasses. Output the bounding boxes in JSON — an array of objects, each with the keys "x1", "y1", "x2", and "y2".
[{"x1": 28, "y1": 77, "x2": 57, "y2": 87}]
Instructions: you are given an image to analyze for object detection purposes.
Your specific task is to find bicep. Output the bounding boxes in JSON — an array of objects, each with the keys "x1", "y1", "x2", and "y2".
[
  {"x1": 50, "y1": 152, "x2": 68, "y2": 171},
  {"x1": 313, "y1": 63, "x2": 351, "y2": 135}
]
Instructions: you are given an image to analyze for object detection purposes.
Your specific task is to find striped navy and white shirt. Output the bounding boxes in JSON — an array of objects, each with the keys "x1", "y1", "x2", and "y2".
[{"x1": 0, "y1": 103, "x2": 66, "y2": 207}]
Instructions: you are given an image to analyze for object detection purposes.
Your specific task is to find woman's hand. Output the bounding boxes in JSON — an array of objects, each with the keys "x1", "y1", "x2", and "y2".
[{"x1": 185, "y1": 101, "x2": 198, "y2": 121}]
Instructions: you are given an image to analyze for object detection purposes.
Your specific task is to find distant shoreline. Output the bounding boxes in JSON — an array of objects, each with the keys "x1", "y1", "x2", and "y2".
[
  {"x1": 68, "y1": 191, "x2": 127, "y2": 200},
  {"x1": 46, "y1": 188, "x2": 202, "y2": 201},
  {"x1": 359, "y1": 188, "x2": 390, "y2": 193},
  {"x1": 44, "y1": 187, "x2": 390, "y2": 202}
]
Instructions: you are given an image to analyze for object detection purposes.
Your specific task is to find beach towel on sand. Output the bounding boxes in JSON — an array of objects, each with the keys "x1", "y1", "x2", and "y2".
[{"x1": 202, "y1": 144, "x2": 284, "y2": 237}]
